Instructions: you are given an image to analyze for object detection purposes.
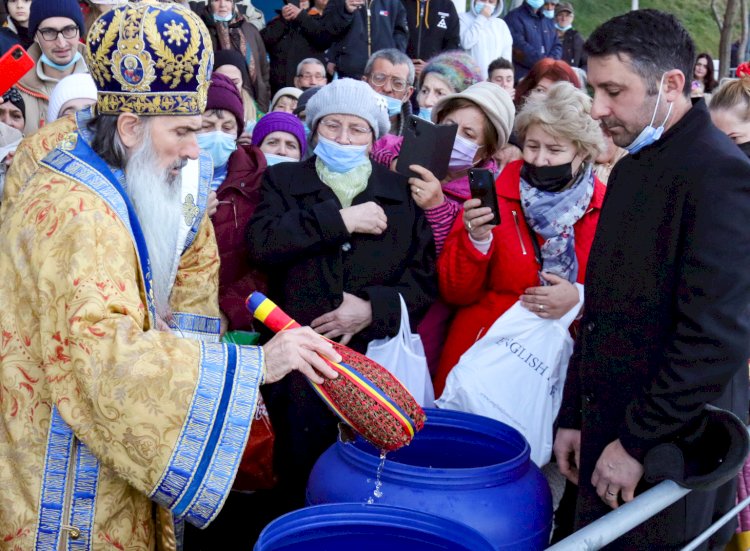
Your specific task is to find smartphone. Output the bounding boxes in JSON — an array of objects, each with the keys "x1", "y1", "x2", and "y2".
[
  {"x1": 397, "y1": 115, "x2": 457, "y2": 180},
  {"x1": 0, "y1": 45, "x2": 33, "y2": 97},
  {"x1": 468, "y1": 168, "x2": 500, "y2": 226}
]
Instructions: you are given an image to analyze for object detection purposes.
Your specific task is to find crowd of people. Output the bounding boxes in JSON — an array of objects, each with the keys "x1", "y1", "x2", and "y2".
[{"x1": 0, "y1": 0, "x2": 750, "y2": 550}]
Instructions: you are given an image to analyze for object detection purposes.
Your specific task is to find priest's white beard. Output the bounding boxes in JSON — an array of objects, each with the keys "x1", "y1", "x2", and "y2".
[{"x1": 123, "y1": 126, "x2": 185, "y2": 324}]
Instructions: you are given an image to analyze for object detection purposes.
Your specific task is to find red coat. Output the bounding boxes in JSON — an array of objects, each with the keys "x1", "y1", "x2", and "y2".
[
  {"x1": 434, "y1": 160, "x2": 606, "y2": 396},
  {"x1": 212, "y1": 144, "x2": 268, "y2": 331}
]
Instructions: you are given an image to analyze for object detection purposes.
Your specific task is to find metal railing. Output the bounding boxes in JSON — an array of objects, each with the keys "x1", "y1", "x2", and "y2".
[{"x1": 548, "y1": 432, "x2": 750, "y2": 551}]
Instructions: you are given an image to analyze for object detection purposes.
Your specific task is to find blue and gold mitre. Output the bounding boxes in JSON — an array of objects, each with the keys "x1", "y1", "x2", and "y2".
[{"x1": 85, "y1": 1, "x2": 213, "y2": 116}]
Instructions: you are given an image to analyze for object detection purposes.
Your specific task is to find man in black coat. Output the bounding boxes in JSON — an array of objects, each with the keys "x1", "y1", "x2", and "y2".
[{"x1": 553, "y1": 10, "x2": 750, "y2": 549}]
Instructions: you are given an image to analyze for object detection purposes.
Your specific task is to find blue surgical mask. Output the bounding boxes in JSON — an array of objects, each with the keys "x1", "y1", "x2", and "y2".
[
  {"x1": 417, "y1": 107, "x2": 432, "y2": 121},
  {"x1": 314, "y1": 135, "x2": 369, "y2": 173},
  {"x1": 40, "y1": 51, "x2": 82, "y2": 72},
  {"x1": 555, "y1": 23, "x2": 572, "y2": 31},
  {"x1": 474, "y1": 1, "x2": 486, "y2": 14},
  {"x1": 244, "y1": 120, "x2": 256, "y2": 135},
  {"x1": 265, "y1": 153, "x2": 297, "y2": 166},
  {"x1": 624, "y1": 73, "x2": 673, "y2": 155},
  {"x1": 384, "y1": 94, "x2": 404, "y2": 117},
  {"x1": 542, "y1": 8, "x2": 555, "y2": 18},
  {"x1": 526, "y1": 0, "x2": 544, "y2": 9},
  {"x1": 197, "y1": 131, "x2": 237, "y2": 169},
  {"x1": 213, "y1": 12, "x2": 234, "y2": 22},
  {"x1": 303, "y1": 121, "x2": 312, "y2": 135}
]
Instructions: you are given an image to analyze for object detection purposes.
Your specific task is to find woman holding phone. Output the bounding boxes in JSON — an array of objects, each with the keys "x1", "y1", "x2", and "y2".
[{"x1": 434, "y1": 82, "x2": 607, "y2": 395}]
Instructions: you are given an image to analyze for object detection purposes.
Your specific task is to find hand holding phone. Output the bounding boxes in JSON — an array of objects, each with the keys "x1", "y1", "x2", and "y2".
[{"x1": 468, "y1": 168, "x2": 500, "y2": 226}]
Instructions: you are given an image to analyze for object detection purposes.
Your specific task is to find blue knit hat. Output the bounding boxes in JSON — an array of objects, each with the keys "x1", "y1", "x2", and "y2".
[{"x1": 28, "y1": 0, "x2": 85, "y2": 37}]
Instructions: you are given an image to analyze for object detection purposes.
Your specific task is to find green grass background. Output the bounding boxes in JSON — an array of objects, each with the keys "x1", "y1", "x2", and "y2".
[{"x1": 568, "y1": 0, "x2": 733, "y2": 59}]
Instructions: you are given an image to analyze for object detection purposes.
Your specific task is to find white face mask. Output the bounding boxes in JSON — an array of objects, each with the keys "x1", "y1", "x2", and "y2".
[{"x1": 625, "y1": 73, "x2": 673, "y2": 155}]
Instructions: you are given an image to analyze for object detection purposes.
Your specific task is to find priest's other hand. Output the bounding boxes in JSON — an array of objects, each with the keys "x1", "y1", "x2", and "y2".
[{"x1": 262, "y1": 327, "x2": 340, "y2": 384}]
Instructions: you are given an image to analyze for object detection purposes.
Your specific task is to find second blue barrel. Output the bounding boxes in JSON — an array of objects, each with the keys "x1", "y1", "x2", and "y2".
[
  {"x1": 254, "y1": 503, "x2": 495, "y2": 550},
  {"x1": 307, "y1": 408, "x2": 553, "y2": 550}
]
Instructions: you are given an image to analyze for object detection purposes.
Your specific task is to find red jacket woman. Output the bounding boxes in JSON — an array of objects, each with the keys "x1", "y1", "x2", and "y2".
[{"x1": 434, "y1": 159, "x2": 605, "y2": 396}]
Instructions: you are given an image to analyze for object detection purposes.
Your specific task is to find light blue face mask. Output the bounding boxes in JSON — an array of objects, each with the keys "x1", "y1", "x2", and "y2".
[
  {"x1": 245, "y1": 120, "x2": 256, "y2": 135},
  {"x1": 417, "y1": 107, "x2": 432, "y2": 121},
  {"x1": 197, "y1": 130, "x2": 237, "y2": 169},
  {"x1": 314, "y1": 135, "x2": 369, "y2": 173},
  {"x1": 624, "y1": 74, "x2": 673, "y2": 155},
  {"x1": 474, "y1": 1, "x2": 486, "y2": 15},
  {"x1": 213, "y1": 12, "x2": 234, "y2": 22},
  {"x1": 40, "y1": 51, "x2": 82, "y2": 72},
  {"x1": 383, "y1": 94, "x2": 404, "y2": 117},
  {"x1": 555, "y1": 23, "x2": 572, "y2": 31},
  {"x1": 526, "y1": 0, "x2": 544, "y2": 9},
  {"x1": 265, "y1": 153, "x2": 298, "y2": 166},
  {"x1": 542, "y1": 8, "x2": 555, "y2": 18}
]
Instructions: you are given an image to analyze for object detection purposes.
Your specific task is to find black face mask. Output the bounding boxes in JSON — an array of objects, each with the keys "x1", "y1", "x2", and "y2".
[
  {"x1": 520, "y1": 161, "x2": 573, "y2": 192},
  {"x1": 738, "y1": 141, "x2": 750, "y2": 159}
]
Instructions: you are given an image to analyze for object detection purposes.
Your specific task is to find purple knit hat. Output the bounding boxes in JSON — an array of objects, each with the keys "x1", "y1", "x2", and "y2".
[
  {"x1": 206, "y1": 73, "x2": 245, "y2": 137},
  {"x1": 252, "y1": 111, "x2": 308, "y2": 157}
]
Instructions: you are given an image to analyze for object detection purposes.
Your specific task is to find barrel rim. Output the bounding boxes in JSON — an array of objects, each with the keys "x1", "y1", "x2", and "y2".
[
  {"x1": 336, "y1": 408, "x2": 532, "y2": 488},
  {"x1": 255, "y1": 502, "x2": 495, "y2": 550}
]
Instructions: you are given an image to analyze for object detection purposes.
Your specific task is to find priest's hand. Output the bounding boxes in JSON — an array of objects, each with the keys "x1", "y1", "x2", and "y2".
[
  {"x1": 310, "y1": 292, "x2": 372, "y2": 345},
  {"x1": 262, "y1": 327, "x2": 340, "y2": 384},
  {"x1": 591, "y1": 439, "x2": 644, "y2": 509}
]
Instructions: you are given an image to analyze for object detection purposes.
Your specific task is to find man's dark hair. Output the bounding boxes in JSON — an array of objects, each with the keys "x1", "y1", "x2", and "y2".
[
  {"x1": 488, "y1": 57, "x2": 513, "y2": 75},
  {"x1": 584, "y1": 9, "x2": 695, "y2": 97},
  {"x1": 88, "y1": 114, "x2": 129, "y2": 169}
]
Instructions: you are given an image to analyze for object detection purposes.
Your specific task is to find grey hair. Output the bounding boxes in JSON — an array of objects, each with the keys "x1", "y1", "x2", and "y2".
[
  {"x1": 296, "y1": 58, "x2": 325, "y2": 76},
  {"x1": 364, "y1": 48, "x2": 415, "y2": 86},
  {"x1": 88, "y1": 114, "x2": 150, "y2": 169},
  {"x1": 515, "y1": 82, "x2": 605, "y2": 162}
]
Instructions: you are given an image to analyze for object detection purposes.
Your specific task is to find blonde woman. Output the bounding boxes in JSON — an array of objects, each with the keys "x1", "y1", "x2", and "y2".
[{"x1": 435, "y1": 82, "x2": 607, "y2": 395}]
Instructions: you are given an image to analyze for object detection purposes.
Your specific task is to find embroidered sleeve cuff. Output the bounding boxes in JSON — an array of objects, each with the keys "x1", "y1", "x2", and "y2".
[
  {"x1": 170, "y1": 313, "x2": 221, "y2": 342},
  {"x1": 148, "y1": 342, "x2": 264, "y2": 528}
]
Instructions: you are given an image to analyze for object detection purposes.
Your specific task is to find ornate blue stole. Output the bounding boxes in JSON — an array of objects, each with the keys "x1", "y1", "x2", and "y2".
[{"x1": 33, "y1": 132, "x2": 158, "y2": 551}]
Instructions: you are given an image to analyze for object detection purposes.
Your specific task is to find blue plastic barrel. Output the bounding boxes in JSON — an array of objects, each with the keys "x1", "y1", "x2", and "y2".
[
  {"x1": 254, "y1": 503, "x2": 495, "y2": 551},
  {"x1": 307, "y1": 408, "x2": 553, "y2": 550}
]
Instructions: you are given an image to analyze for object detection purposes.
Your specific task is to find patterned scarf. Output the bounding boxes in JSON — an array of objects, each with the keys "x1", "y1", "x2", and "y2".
[
  {"x1": 316, "y1": 157, "x2": 371, "y2": 208},
  {"x1": 519, "y1": 163, "x2": 594, "y2": 283},
  {"x1": 214, "y1": 14, "x2": 257, "y2": 83}
]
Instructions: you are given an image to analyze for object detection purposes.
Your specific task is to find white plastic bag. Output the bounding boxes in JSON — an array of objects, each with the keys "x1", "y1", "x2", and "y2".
[
  {"x1": 436, "y1": 284, "x2": 584, "y2": 465},
  {"x1": 366, "y1": 294, "x2": 435, "y2": 407}
]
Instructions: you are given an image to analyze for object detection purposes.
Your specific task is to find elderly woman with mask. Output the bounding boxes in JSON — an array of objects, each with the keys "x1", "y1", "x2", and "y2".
[
  {"x1": 246, "y1": 78, "x2": 437, "y2": 512},
  {"x1": 434, "y1": 82, "x2": 606, "y2": 396}
]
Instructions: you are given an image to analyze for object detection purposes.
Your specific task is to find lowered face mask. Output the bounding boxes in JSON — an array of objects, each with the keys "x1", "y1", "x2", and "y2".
[
  {"x1": 625, "y1": 73, "x2": 673, "y2": 155},
  {"x1": 265, "y1": 153, "x2": 298, "y2": 166},
  {"x1": 314, "y1": 135, "x2": 369, "y2": 173}
]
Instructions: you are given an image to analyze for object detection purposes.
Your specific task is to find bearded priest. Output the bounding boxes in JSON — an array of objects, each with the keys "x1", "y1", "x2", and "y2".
[{"x1": 0, "y1": 2, "x2": 339, "y2": 550}]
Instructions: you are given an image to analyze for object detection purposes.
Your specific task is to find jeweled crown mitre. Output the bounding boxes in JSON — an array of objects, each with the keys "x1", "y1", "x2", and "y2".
[{"x1": 85, "y1": 0, "x2": 213, "y2": 116}]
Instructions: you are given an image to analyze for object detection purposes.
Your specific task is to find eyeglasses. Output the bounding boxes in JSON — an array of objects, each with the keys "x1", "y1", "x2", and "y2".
[
  {"x1": 318, "y1": 119, "x2": 372, "y2": 142},
  {"x1": 367, "y1": 72, "x2": 409, "y2": 92},
  {"x1": 37, "y1": 25, "x2": 78, "y2": 41}
]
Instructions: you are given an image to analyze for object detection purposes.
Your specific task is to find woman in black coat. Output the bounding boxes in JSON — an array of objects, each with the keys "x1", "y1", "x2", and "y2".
[{"x1": 246, "y1": 78, "x2": 437, "y2": 512}]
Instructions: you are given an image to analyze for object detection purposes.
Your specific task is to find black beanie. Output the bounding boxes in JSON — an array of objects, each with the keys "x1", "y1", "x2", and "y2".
[
  {"x1": 3, "y1": 87, "x2": 25, "y2": 118},
  {"x1": 28, "y1": 0, "x2": 85, "y2": 37}
]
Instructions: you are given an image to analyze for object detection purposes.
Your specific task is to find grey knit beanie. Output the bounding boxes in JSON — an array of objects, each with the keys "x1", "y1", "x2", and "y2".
[
  {"x1": 305, "y1": 78, "x2": 390, "y2": 139},
  {"x1": 432, "y1": 81, "x2": 515, "y2": 146}
]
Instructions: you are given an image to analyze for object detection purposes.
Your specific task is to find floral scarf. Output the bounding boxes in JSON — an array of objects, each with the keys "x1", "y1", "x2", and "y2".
[
  {"x1": 519, "y1": 162, "x2": 594, "y2": 283},
  {"x1": 213, "y1": 12, "x2": 257, "y2": 83}
]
